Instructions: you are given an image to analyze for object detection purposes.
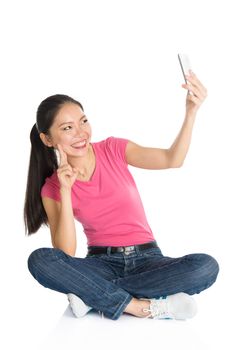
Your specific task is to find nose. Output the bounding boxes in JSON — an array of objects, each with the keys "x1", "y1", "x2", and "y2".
[
  {"x1": 73, "y1": 130, "x2": 88, "y2": 143},
  {"x1": 73, "y1": 124, "x2": 85, "y2": 137}
]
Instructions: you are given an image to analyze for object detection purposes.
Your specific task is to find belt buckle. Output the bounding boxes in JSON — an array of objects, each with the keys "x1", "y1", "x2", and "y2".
[
  {"x1": 117, "y1": 247, "x2": 124, "y2": 253},
  {"x1": 124, "y1": 245, "x2": 135, "y2": 255}
]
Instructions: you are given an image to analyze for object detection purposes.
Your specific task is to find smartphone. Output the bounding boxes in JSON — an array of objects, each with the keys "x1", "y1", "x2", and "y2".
[{"x1": 178, "y1": 53, "x2": 193, "y2": 94}]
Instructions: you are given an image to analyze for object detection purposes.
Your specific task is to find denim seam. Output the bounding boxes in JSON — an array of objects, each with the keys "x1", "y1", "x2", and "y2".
[
  {"x1": 57, "y1": 258, "x2": 124, "y2": 297},
  {"x1": 35, "y1": 256, "x2": 130, "y2": 306},
  {"x1": 112, "y1": 293, "x2": 133, "y2": 320},
  {"x1": 29, "y1": 263, "x2": 72, "y2": 294},
  {"x1": 110, "y1": 258, "x2": 217, "y2": 287},
  {"x1": 33, "y1": 258, "x2": 132, "y2": 320}
]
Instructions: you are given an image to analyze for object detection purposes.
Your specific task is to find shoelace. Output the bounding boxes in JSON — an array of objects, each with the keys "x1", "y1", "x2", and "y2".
[
  {"x1": 98, "y1": 310, "x2": 105, "y2": 319},
  {"x1": 142, "y1": 297, "x2": 170, "y2": 319}
]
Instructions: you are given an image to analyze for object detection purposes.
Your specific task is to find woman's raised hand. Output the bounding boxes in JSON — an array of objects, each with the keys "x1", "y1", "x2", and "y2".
[
  {"x1": 182, "y1": 70, "x2": 207, "y2": 116},
  {"x1": 57, "y1": 144, "x2": 79, "y2": 190}
]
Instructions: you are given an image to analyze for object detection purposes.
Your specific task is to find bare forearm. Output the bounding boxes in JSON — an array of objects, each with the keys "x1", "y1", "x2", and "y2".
[
  {"x1": 54, "y1": 188, "x2": 77, "y2": 256},
  {"x1": 168, "y1": 112, "x2": 196, "y2": 167},
  {"x1": 169, "y1": 69, "x2": 207, "y2": 167}
]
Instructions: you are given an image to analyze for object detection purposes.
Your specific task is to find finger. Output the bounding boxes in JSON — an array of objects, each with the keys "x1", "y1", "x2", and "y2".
[
  {"x1": 57, "y1": 167, "x2": 74, "y2": 178},
  {"x1": 58, "y1": 164, "x2": 73, "y2": 172},
  {"x1": 187, "y1": 93, "x2": 201, "y2": 106},
  {"x1": 57, "y1": 144, "x2": 68, "y2": 166},
  {"x1": 185, "y1": 73, "x2": 207, "y2": 95},
  {"x1": 186, "y1": 75, "x2": 205, "y2": 91},
  {"x1": 186, "y1": 71, "x2": 206, "y2": 88},
  {"x1": 58, "y1": 169, "x2": 74, "y2": 177},
  {"x1": 71, "y1": 167, "x2": 79, "y2": 179},
  {"x1": 182, "y1": 83, "x2": 204, "y2": 99},
  {"x1": 182, "y1": 74, "x2": 207, "y2": 96},
  {"x1": 72, "y1": 167, "x2": 79, "y2": 174}
]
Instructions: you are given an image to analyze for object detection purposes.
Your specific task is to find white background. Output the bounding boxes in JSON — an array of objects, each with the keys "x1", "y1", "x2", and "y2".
[{"x1": 1, "y1": 0, "x2": 233, "y2": 349}]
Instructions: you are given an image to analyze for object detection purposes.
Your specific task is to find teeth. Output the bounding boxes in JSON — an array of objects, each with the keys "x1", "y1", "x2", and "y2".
[{"x1": 72, "y1": 140, "x2": 86, "y2": 147}]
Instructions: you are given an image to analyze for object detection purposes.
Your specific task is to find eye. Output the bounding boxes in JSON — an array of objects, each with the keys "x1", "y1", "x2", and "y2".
[
  {"x1": 63, "y1": 126, "x2": 72, "y2": 131},
  {"x1": 81, "y1": 118, "x2": 88, "y2": 124}
]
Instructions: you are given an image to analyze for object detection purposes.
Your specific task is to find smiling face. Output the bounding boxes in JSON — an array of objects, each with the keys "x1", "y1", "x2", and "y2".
[{"x1": 40, "y1": 102, "x2": 92, "y2": 158}]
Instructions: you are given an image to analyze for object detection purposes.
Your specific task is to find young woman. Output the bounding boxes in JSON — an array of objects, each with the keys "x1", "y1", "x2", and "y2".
[{"x1": 24, "y1": 71, "x2": 219, "y2": 321}]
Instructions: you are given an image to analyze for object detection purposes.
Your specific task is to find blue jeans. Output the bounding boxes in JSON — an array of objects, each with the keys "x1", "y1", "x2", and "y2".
[{"x1": 27, "y1": 243, "x2": 219, "y2": 320}]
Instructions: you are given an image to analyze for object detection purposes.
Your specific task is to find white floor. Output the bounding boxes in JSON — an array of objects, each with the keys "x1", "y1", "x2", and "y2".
[
  {"x1": 42, "y1": 303, "x2": 214, "y2": 350},
  {"x1": 25, "y1": 281, "x2": 231, "y2": 350}
]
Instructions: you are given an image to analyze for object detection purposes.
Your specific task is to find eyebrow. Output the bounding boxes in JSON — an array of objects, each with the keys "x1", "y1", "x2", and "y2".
[{"x1": 58, "y1": 115, "x2": 87, "y2": 127}]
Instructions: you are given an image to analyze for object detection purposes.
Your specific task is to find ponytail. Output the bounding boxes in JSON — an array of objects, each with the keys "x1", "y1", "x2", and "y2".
[
  {"x1": 24, "y1": 94, "x2": 84, "y2": 235},
  {"x1": 24, "y1": 124, "x2": 58, "y2": 234}
]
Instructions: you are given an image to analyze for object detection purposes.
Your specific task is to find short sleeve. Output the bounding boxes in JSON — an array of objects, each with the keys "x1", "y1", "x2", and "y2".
[
  {"x1": 105, "y1": 136, "x2": 129, "y2": 165},
  {"x1": 41, "y1": 172, "x2": 61, "y2": 202}
]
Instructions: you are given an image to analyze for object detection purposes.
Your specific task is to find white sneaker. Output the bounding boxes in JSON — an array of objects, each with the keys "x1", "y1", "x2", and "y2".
[
  {"x1": 67, "y1": 293, "x2": 92, "y2": 318},
  {"x1": 141, "y1": 292, "x2": 198, "y2": 320}
]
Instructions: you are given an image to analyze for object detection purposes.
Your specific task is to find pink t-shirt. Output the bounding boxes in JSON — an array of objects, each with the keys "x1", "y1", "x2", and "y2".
[{"x1": 41, "y1": 136, "x2": 155, "y2": 247}]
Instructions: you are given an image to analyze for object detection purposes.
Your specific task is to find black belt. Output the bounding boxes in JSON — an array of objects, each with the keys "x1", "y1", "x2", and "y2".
[{"x1": 87, "y1": 240, "x2": 158, "y2": 255}]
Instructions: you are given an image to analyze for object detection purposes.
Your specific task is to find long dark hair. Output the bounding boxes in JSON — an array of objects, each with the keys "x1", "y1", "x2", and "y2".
[{"x1": 24, "y1": 94, "x2": 84, "y2": 235}]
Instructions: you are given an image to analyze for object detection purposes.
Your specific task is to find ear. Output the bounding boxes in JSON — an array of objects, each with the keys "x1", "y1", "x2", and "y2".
[{"x1": 39, "y1": 132, "x2": 54, "y2": 148}]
